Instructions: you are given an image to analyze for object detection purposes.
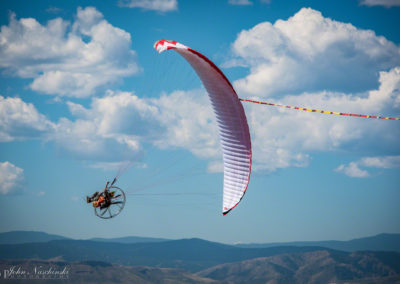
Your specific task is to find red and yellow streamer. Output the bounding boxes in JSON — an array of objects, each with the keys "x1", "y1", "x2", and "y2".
[{"x1": 239, "y1": 98, "x2": 400, "y2": 121}]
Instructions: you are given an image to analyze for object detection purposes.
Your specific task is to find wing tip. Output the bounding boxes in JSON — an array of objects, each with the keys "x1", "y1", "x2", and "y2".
[
  {"x1": 154, "y1": 39, "x2": 188, "y2": 54},
  {"x1": 222, "y1": 207, "x2": 232, "y2": 216},
  {"x1": 153, "y1": 39, "x2": 166, "y2": 53}
]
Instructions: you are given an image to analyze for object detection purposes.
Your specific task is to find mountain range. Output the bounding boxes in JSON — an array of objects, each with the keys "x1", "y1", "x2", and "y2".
[
  {"x1": 0, "y1": 238, "x2": 330, "y2": 272},
  {"x1": 1, "y1": 231, "x2": 400, "y2": 283},
  {"x1": 1, "y1": 250, "x2": 399, "y2": 283},
  {"x1": 0, "y1": 231, "x2": 168, "y2": 245},
  {"x1": 236, "y1": 233, "x2": 400, "y2": 252},
  {"x1": 0, "y1": 231, "x2": 70, "y2": 244},
  {"x1": 1, "y1": 231, "x2": 400, "y2": 252}
]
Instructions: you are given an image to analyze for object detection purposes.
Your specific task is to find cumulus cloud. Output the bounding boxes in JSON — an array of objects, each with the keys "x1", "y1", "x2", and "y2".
[
  {"x1": 0, "y1": 7, "x2": 139, "y2": 97},
  {"x1": 1, "y1": 88, "x2": 216, "y2": 167},
  {"x1": 238, "y1": 66, "x2": 400, "y2": 171},
  {"x1": 0, "y1": 96, "x2": 54, "y2": 141},
  {"x1": 335, "y1": 162, "x2": 370, "y2": 178},
  {"x1": 335, "y1": 155, "x2": 400, "y2": 177},
  {"x1": 0, "y1": 89, "x2": 216, "y2": 166},
  {"x1": 119, "y1": 0, "x2": 178, "y2": 12},
  {"x1": 51, "y1": 89, "x2": 219, "y2": 164},
  {"x1": 50, "y1": 91, "x2": 155, "y2": 161},
  {"x1": 230, "y1": 8, "x2": 400, "y2": 97},
  {"x1": 151, "y1": 90, "x2": 219, "y2": 158},
  {"x1": 218, "y1": 8, "x2": 400, "y2": 171},
  {"x1": 0, "y1": 161, "x2": 25, "y2": 194},
  {"x1": 359, "y1": 0, "x2": 400, "y2": 7},
  {"x1": 360, "y1": 155, "x2": 400, "y2": 168}
]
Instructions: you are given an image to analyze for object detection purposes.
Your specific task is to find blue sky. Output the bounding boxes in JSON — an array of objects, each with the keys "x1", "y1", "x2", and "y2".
[{"x1": 0, "y1": 0, "x2": 399, "y2": 244}]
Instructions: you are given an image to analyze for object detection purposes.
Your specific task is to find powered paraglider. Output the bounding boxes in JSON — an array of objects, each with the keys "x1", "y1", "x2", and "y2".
[{"x1": 87, "y1": 178, "x2": 126, "y2": 219}]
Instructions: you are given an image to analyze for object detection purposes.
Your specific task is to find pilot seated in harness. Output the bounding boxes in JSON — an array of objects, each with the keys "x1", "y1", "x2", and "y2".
[{"x1": 86, "y1": 181, "x2": 115, "y2": 208}]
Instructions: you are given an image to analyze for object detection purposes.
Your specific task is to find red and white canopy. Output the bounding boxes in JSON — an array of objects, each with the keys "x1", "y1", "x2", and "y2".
[{"x1": 154, "y1": 40, "x2": 252, "y2": 215}]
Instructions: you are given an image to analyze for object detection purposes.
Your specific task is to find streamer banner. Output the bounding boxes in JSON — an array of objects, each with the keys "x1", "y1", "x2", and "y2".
[{"x1": 239, "y1": 99, "x2": 400, "y2": 121}]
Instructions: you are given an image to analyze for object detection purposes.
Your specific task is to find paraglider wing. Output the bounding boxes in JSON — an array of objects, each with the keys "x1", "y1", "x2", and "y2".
[{"x1": 154, "y1": 40, "x2": 252, "y2": 215}]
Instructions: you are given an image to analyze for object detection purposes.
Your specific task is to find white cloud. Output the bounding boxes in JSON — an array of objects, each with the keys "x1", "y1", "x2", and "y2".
[
  {"x1": 241, "y1": 67, "x2": 400, "y2": 171},
  {"x1": 53, "y1": 89, "x2": 220, "y2": 164},
  {"x1": 360, "y1": 155, "x2": 400, "y2": 169},
  {"x1": 207, "y1": 161, "x2": 224, "y2": 173},
  {"x1": 359, "y1": 0, "x2": 400, "y2": 7},
  {"x1": 218, "y1": 8, "x2": 400, "y2": 171},
  {"x1": 229, "y1": 0, "x2": 253, "y2": 5},
  {"x1": 119, "y1": 0, "x2": 178, "y2": 12},
  {"x1": 0, "y1": 161, "x2": 24, "y2": 194},
  {"x1": 335, "y1": 162, "x2": 370, "y2": 178},
  {"x1": 0, "y1": 96, "x2": 54, "y2": 142},
  {"x1": 0, "y1": 92, "x2": 147, "y2": 161},
  {"x1": 151, "y1": 90, "x2": 219, "y2": 159},
  {"x1": 0, "y1": 7, "x2": 139, "y2": 97},
  {"x1": 335, "y1": 155, "x2": 400, "y2": 177},
  {"x1": 230, "y1": 8, "x2": 400, "y2": 97},
  {"x1": 0, "y1": 90, "x2": 216, "y2": 166},
  {"x1": 50, "y1": 91, "x2": 154, "y2": 161},
  {"x1": 24, "y1": 88, "x2": 216, "y2": 168}
]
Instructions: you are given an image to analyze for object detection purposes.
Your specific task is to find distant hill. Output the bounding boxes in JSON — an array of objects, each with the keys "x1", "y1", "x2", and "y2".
[
  {"x1": 3, "y1": 231, "x2": 400, "y2": 253},
  {"x1": 198, "y1": 250, "x2": 400, "y2": 284},
  {"x1": 236, "y1": 233, "x2": 400, "y2": 252},
  {"x1": 0, "y1": 238, "x2": 330, "y2": 272},
  {"x1": 1, "y1": 250, "x2": 400, "y2": 284},
  {"x1": 89, "y1": 233, "x2": 400, "y2": 253},
  {"x1": 0, "y1": 231, "x2": 168, "y2": 245},
  {"x1": 0, "y1": 259, "x2": 217, "y2": 284},
  {"x1": 0, "y1": 231, "x2": 70, "y2": 244},
  {"x1": 90, "y1": 236, "x2": 169, "y2": 244}
]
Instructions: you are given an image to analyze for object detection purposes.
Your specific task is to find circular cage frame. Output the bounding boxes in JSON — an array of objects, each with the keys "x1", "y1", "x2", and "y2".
[{"x1": 94, "y1": 186, "x2": 126, "y2": 219}]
